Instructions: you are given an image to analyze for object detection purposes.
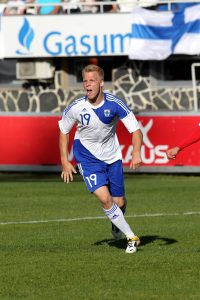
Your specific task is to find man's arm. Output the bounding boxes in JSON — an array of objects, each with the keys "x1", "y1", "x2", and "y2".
[
  {"x1": 130, "y1": 129, "x2": 143, "y2": 170},
  {"x1": 49, "y1": 5, "x2": 60, "y2": 14},
  {"x1": 166, "y1": 146, "x2": 180, "y2": 160},
  {"x1": 176, "y1": 127, "x2": 200, "y2": 151},
  {"x1": 59, "y1": 131, "x2": 77, "y2": 183},
  {"x1": 166, "y1": 126, "x2": 200, "y2": 160}
]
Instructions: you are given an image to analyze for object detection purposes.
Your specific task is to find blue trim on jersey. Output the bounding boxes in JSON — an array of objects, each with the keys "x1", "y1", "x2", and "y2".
[
  {"x1": 91, "y1": 93, "x2": 131, "y2": 124},
  {"x1": 63, "y1": 97, "x2": 85, "y2": 115},
  {"x1": 91, "y1": 101, "x2": 117, "y2": 124},
  {"x1": 73, "y1": 139, "x2": 106, "y2": 164},
  {"x1": 105, "y1": 93, "x2": 131, "y2": 115}
]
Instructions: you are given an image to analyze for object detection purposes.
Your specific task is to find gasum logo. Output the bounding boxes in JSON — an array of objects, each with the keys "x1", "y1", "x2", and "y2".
[
  {"x1": 16, "y1": 18, "x2": 34, "y2": 55},
  {"x1": 14, "y1": 18, "x2": 130, "y2": 56}
]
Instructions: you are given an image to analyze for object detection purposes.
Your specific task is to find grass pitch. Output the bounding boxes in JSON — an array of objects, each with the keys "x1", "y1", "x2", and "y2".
[{"x1": 0, "y1": 173, "x2": 200, "y2": 300}]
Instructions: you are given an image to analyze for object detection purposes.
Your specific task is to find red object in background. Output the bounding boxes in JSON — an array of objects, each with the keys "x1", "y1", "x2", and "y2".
[
  {"x1": 0, "y1": 115, "x2": 200, "y2": 167},
  {"x1": 0, "y1": 116, "x2": 61, "y2": 165},
  {"x1": 137, "y1": 115, "x2": 200, "y2": 167}
]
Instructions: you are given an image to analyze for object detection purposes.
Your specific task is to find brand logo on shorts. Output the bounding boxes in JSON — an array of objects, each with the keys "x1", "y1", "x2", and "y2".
[{"x1": 104, "y1": 109, "x2": 110, "y2": 117}]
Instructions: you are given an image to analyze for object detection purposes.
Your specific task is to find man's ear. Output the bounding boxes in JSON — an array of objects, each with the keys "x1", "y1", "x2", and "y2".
[{"x1": 100, "y1": 80, "x2": 104, "y2": 87}]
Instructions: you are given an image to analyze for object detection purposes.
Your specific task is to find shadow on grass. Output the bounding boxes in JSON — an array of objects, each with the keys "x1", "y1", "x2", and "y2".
[{"x1": 93, "y1": 235, "x2": 177, "y2": 250}]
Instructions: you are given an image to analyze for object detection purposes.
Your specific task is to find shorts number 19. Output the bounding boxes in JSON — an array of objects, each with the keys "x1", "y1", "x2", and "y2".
[{"x1": 85, "y1": 174, "x2": 97, "y2": 188}]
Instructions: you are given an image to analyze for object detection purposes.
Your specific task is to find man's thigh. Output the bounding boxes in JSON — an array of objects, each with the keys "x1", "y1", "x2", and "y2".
[
  {"x1": 108, "y1": 160, "x2": 125, "y2": 197},
  {"x1": 77, "y1": 160, "x2": 124, "y2": 197},
  {"x1": 77, "y1": 161, "x2": 108, "y2": 193}
]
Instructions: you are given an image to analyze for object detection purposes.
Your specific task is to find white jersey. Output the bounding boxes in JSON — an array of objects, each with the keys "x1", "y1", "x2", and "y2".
[{"x1": 59, "y1": 92, "x2": 140, "y2": 164}]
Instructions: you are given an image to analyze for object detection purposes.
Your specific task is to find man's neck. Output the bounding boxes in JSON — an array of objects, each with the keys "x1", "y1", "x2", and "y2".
[{"x1": 87, "y1": 92, "x2": 104, "y2": 106}]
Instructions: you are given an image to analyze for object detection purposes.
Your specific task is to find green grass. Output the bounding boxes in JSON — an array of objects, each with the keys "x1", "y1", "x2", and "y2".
[{"x1": 0, "y1": 173, "x2": 200, "y2": 299}]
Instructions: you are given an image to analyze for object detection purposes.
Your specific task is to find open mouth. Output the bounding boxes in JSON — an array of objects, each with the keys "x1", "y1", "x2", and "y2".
[{"x1": 87, "y1": 89, "x2": 93, "y2": 96}]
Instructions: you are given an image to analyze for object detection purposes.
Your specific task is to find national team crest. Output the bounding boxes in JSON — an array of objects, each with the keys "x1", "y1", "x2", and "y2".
[{"x1": 104, "y1": 109, "x2": 110, "y2": 117}]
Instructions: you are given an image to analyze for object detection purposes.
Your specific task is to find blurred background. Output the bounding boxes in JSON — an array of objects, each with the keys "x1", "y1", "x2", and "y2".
[{"x1": 0, "y1": 0, "x2": 200, "y2": 173}]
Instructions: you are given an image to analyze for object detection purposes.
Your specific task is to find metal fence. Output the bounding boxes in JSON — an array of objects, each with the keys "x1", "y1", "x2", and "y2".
[{"x1": 1, "y1": 0, "x2": 200, "y2": 14}]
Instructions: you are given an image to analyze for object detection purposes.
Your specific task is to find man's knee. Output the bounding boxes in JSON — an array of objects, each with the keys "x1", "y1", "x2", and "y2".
[
  {"x1": 113, "y1": 196, "x2": 126, "y2": 207},
  {"x1": 100, "y1": 194, "x2": 113, "y2": 209}
]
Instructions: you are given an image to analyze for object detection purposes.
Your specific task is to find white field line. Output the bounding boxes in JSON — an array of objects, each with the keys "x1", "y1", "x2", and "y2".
[{"x1": 0, "y1": 211, "x2": 200, "y2": 226}]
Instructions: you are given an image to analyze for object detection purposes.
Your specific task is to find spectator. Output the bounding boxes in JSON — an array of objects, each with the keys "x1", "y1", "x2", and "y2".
[
  {"x1": 0, "y1": 0, "x2": 7, "y2": 15},
  {"x1": 99, "y1": 0, "x2": 118, "y2": 13},
  {"x1": 63, "y1": 0, "x2": 81, "y2": 14},
  {"x1": 79, "y1": 0, "x2": 98, "y2": 13},
  {"x1": 4, "y1": 0, "x2": 26, "y2": 15},
  {"x1": 117, "y1": 0, "x2": 136, "y2": 13},
  {"x1": 25, "y1": 0, "x2": 37, "y2": 15},
  {"x1": 157, "y1": 2, "x2": 197, "y2": 12},
  {"x1": 139, "y1": 0, "x2": 158, "y2": 7},
  {"x1": 36, "y1": 0, "x2": 62, "y2": 14}
]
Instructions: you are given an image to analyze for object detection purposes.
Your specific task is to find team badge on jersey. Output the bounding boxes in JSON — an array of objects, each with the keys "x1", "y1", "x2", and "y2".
[{"x1": 104, "y1": 109, "x2": 110, "y2": 117}]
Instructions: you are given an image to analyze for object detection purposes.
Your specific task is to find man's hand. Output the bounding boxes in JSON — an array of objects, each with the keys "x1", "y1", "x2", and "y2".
[
  {"x1": 61, "y1": 161, "x2": 77, "y2": 183},
  {"x1": 130, "y1": 151, "x2": 142, "y2": 170},
  {"x1": 166, "y1": 147, "x2": 180, "y2": 160}
]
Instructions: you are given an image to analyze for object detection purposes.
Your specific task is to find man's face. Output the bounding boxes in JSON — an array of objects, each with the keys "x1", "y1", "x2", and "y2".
[{"x1": 83, "y1": 71, "x2": 103, "y2": 102}]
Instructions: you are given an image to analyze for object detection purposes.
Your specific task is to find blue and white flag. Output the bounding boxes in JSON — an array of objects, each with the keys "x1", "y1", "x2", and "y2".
[{"x1": 129, "y1": 4, "x2": 200, "y2": 60}]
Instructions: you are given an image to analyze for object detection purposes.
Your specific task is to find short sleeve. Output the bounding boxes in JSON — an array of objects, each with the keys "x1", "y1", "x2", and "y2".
[
  {"x1": 120, "y1": 111, "x2": 140, "y2": 133},
  {"x1": 116, "y1": 99, "x2": 132, "y2": 120},
  {"x1": 58, "y1": 106, "x2": 76, "y2": 134}
]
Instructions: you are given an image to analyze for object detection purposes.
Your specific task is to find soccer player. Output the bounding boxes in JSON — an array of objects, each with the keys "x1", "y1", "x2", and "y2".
[
  {"x1": 166, "y1": 123, "x2": 200, "y2": 159},
  {"x1": 59, "y1": 64, "x2": 143, "y2": 254}
]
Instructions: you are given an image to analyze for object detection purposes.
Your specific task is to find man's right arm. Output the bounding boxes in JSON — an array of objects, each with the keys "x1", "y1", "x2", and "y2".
[
  {"x1": 166, "y1": 125, "x2": 200, "y2": 159},
  {"x1": 166, "y1": 146, "x2": 180, "y2": 160},
  {"x1": 59, "y1": 131, "x2": 77, "y2": 183}
]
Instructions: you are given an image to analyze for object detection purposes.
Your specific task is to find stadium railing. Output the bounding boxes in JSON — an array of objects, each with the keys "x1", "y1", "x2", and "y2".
[{"x1": 1, "y1": 0, "x2": 200, "y2": 15}]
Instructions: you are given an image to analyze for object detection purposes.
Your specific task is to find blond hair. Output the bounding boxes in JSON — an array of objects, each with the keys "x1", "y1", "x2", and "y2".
[{"x1": 82, "y1": 64, "x2": 104, "y2": 80}]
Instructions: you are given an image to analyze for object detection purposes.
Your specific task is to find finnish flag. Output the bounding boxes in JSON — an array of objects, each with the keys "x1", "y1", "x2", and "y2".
[{"x1": 129, "y1": 4, "x2": 200, "y2": 60}]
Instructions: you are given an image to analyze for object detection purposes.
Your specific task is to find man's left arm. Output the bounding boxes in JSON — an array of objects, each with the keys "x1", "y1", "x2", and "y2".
[
  {"x1": 120, "y1": 110, "x2": 143, "y2": 170},
  {"x1": 130, "y1": 129, "x2": 143, "y2": 170}
]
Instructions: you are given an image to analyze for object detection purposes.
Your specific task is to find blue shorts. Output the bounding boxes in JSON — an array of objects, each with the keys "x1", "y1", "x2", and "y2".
[{"x1": 77, "y1": 159, "x2": 125, "y2": 196}]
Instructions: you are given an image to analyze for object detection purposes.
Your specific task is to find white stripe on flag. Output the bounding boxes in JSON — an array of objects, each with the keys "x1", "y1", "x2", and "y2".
[
  {"x1": 174, "y1": 34, "x2": 200, "y2": 55},
  {"x1": 132, "y1": 7, "x2": 173, "y2": 27},
  {"x1": 184, "y1": 4, "x2": 200, "y2": 23},
  {"x1": 129, "y1": 39, "x2": 172, "y2": 60}
]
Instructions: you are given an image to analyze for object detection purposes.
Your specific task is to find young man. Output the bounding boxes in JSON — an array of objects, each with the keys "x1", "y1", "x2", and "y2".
[
  {"x1": 166, "y1": 123, "x2": 200, "y2": 159},
  {"x1": 59, "y1": 64, "x2": 143, "y2": 254}
]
